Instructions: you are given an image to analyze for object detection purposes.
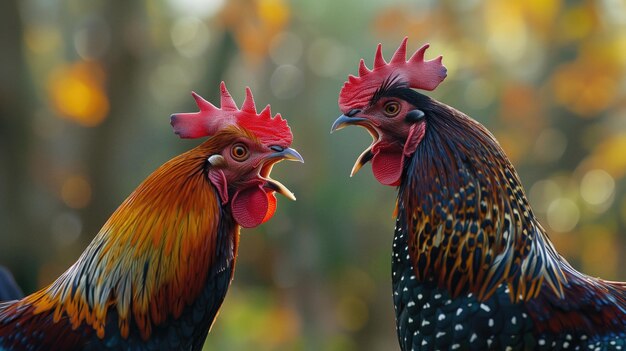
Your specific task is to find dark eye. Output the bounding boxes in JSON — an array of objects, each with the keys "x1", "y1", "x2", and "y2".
[
  {"x1": 383, "y1": 101, "x2": 401, "y2": 117},
  {"x1": 231, "y1": 143, "x2": 249, "y2": 161}
]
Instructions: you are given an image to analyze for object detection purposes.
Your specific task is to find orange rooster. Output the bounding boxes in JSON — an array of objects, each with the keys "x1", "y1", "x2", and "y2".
[{"x1": 0, "y1": 82, "x2": 303, "y2": 350}]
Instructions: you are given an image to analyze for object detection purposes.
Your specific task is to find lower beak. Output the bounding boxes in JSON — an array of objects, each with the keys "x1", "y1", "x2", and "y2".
[
  {"x1": 262, "y1": 147, "x2": 303, "y2": 201},
  {"x1": 331, "y1": 114, "x2": 366, "y2": 133},
  {"x1": 351, "y1": 148, "x2": 374, "y2": 177}
]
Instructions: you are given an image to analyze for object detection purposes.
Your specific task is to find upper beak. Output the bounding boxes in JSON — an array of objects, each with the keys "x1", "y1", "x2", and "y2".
[
  {"x1": 268, "y1": 147, "x2": 304, "y2": 163},
  {"x1": 331, "y1": 114, "x2": 366, "y2": 133}
]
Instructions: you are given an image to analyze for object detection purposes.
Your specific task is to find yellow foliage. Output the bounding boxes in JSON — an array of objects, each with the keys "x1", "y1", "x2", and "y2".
[
  {"x1": 221, "y1": 0, "x2": 290, "y2": 63},
  {"x1": 551, "y1": 57, "x2": 620, "y2": 116},
  {"x1": 484, "y1": 0, "x2": 526, "y2": 50},
  {"x1": 336, "y1": 294, "x2": 369, "y2": 332},
  {"x1": 580, "y1": 225, "x2": 618, "y2": 279},
  {"x1": 257, "y1": 0, "x2": 289, "y2": 32},
  {"x1": 373, "y1": 5, "x2": 436, "y2": 39},
  {"x1": 47, "y1": 61, "x2": 109, "y2": 127},
  {"x1": 499, "y1": 83, "x2": 544, "y2": 131},
  {"x1": 521, "y1": 0, "x2": 561, "y2": 31},
  {"x1": 586, "y1": 133, "x2": 626, "y2": 179},
  {"x1": 264, "y1": 306, "x2": 301, "y2": 346},
  {"x1": 556, "y1": 4, "x2": 597, "y2": 43}
]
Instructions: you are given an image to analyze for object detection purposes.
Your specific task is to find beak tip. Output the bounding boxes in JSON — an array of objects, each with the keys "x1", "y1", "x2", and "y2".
[
  {"x1": 331, "y1": 114, "x2": 356, "y2": 134},
  {"x1": 280, "y1": 148, "x2": 304, "y2": 163}
]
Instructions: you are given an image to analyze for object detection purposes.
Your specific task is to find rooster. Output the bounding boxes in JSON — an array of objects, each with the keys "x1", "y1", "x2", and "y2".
[
  {"x1": 332, "y1": 38, "x2": 626, "y2": 350},
  {"x1": 0, "y1": 82, "x2": 303, "y2": 350}
]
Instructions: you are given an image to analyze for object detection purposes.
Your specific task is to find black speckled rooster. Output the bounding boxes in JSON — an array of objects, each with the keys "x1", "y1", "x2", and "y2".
[{"x1": 332, "y1": 37, "x2": 626, "y2": 350}]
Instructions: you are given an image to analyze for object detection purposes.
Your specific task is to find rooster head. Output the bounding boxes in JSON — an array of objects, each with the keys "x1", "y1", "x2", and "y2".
[
  {"x1": 171, "y1": 82, "x2": 303, "y2": 228},
  {"x1": 331, "y1": 37, "x2": 447, "y2": 186}
]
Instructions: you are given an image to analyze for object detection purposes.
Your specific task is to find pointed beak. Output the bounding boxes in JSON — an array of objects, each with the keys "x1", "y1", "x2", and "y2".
[
  {"x1": 331, "y1": 113, "x2": 380, "y2": 177},
  {"x1": 351, "y1": 148, "x2": 374, "y2": 177},
  {"x1": 260, "y1": 147, "x2": 303, "y2": 201},
  {"x1": 331, "y1": 114, "x2": 367, "y2": 133},
  {"x1": 268, "y1": 147, "x2": 304, "y2": 163}
]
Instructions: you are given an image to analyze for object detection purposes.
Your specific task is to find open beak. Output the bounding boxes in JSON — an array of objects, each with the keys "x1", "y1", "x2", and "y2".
[
  {"x1": 331, "y1": 114, "x2": 379, "y2": 177},
  {"x1": 260, "y1": 147, "x2": 303, "y2": 201},
  {"x1": 330, "y1": 114, "x2": 367, "y2": 133}
]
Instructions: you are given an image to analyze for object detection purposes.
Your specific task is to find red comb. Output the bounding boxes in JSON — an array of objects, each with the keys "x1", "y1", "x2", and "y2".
[
  {"x1": 171, "y1": 82, "x2": 292, "y2": 146},
  {"x1": 338, "y1": 37, "x2": 447, "y2": 112}
]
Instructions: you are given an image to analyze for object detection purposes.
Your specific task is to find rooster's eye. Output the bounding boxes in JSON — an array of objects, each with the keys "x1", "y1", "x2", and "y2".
[
  {"x1": 231, "y1": 143, "x2": 249, "y2": 161},
  {"x1": 383, "y1": 101, "x2": 401, "y2": 117}
]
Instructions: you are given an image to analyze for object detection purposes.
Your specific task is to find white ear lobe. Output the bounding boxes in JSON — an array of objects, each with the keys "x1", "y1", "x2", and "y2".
[{"x1": 208, "y1": 154, "x2": 226, "y2": 167}]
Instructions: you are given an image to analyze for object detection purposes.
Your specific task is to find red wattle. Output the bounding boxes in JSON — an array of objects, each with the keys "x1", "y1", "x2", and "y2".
[
  {"x1": 208, "y1": 170, "x2": 229, "y2": 204},
  {"x1": 371, "y1": 148, "x2": 403, "y2": 186},
  {"x1": 262, "y1": 192, "x2": 277, "y2": 224},
  {"x1": 231, "y1": 186, "x2": 274, "y2": 228}
]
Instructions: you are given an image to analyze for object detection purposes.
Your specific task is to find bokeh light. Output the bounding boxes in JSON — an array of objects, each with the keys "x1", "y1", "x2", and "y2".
[
  {"x1": 170, "y1": 17, "x2": 211, "y2": 58},
  {"x1": 533, "y1": 128, "x2": 567, "y2": 163},
  {"x1": 580, "y1": 169, "x2": 615, "y2": 208},
  {"x1": 269, "y1": 31, "x2": 303, "y2": 65},
  {"x1": 270, "y1": 64, "x2": 304, "y2": 99},
  {"x1": 547, "y1": 198, "x2": 580, "y2": 233},
  {"x1": 74, "y1": 16, "x2": 111, "y2": 60},
  {"x1": 47, "y1": 62, "x2": 109, "y2": 127},
  {"x1": 51, "y1": 212, "x2": 83, "y2": 247},
  {"x1": 60, "y1": 174, "x2": 92, "y2": 209},
  {"x1": 529, "y1": 179, "x2": 562, "y2": 214},
  {"x1": 166, "y1": 0, "x2": 225, "y2": 18},
  {"x1": 307, "y1": 38, "x2": 356, "y2": 79}
]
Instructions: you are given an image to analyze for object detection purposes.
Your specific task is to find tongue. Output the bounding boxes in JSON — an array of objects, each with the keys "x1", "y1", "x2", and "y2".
[
  {"x1": 371, "y1": 148, "x2": 403, "y2": 186},
  {"x1": 231, "y1": 185, "x2": 275, "y2": 228}
]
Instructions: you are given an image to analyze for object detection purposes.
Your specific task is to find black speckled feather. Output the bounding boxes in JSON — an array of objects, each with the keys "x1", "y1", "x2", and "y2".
[{"x1": 392, "y1": 94, "x2": 626, "y2": 350}]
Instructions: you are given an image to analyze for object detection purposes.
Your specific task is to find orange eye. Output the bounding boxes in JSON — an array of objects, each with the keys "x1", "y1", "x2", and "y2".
[
  {"x1": 383, "y1": 101, "x2": 401, "y2": 117},
  {"x1": 231, "y1": 143, "x2": 249, "y2": 161}
]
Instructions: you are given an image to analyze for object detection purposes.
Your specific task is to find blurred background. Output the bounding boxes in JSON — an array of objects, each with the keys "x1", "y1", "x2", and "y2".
[{"x1": 1, "y1": 0, "x2": 626, "y2": 349}]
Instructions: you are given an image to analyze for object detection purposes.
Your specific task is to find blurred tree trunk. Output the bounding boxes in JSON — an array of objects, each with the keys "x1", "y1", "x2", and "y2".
[
  {"x1": 201, "y1": 30, "x2": 238, "y2": 101},
  {"x1": 0, "y1": 0, "x2": 44, "y2": 292},
  {"x1": 81, "y1": 2, "x2": 142, "y2": 240},
  {"x1": 0, "y1": 0, "x2": 41, "y2": 291}
]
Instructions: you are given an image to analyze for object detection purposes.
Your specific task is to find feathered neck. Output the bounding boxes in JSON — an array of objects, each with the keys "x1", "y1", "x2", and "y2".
[
  {"x1": 20, "y1": 139, "x2": 233, "y2": 340},
  {"x1": 399, "y1": 99, "x2": 566, "y2": 302}
]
